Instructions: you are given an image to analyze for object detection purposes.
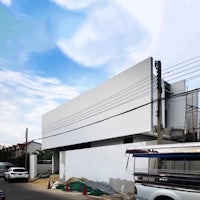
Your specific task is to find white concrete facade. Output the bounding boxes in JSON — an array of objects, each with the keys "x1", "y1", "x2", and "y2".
[
  {"x1": 167, "y1": 81, "x2": 186, "y2": 129},
  {"x1": 42, "y1": 57, "x2": 199, "y2": 188},
  {"x1": 42, "y1": 57, "x2": 153, "y2": 149},
  {"x1": 27, "y1": 142, "x2": 41, "y2": 154},
  {"x1": 61, "y1": 141, "x2": 156, "y2": 183},
  {"x1": 29, "y1": 154, "x2": 37, "y2": 179}
]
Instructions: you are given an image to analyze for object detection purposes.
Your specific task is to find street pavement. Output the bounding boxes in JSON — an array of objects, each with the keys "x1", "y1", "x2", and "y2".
[{"x1": 0, "y1": 178, "x2": 106, "y2": 200}]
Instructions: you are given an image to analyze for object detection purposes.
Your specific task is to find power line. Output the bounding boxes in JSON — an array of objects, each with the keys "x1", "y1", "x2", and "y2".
[
  {"x1": 44, "y1": 82, "x2": 156, "y2": 132},
  {"x1": 163, "y1": 59, "x2": 200, "y2": 76},
  {"x1": 186, "y1": 74, "x2": 200, "y2": 82},
  {"x1": 43, "y1": 56, "x2": 200, "y2": 131},
  {"x1": 166, "y1": 68, "x2": 200, "y2": 83},
  {"x1": 35, "y1": 88, "x2": 200, "y2": 141},
  {"x1": 43, "y1": 74, "x2": 154, "y2": 131},
  {"x1": 162, "y1": 55, "x2": 200, "y2": 72},
  {"x1": 37, "y1": 99, "x2": 155, "y2": 141},
  {"x1": 163, "y1": 64, "x2": 200, "y2": 79},
  {"x1": 38, "y1": 57, "x2": 200, "y2": 141},
  {"x1": 44, "y1": 58, "x2": 200, "y2": 132}
]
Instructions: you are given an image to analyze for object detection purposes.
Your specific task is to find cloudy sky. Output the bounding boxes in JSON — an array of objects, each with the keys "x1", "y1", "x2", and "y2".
[{"x1": 0, "y1": 0, "x2": 200, "y2": 146}]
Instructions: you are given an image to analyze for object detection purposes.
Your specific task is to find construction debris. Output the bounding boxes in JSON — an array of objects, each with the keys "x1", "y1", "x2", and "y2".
[
  {"x1": 32, "y1": 175, "x2": 135, "y2": 199},
  {"x1": 51, "y1": 180, "x2": 63, "y2": 189},
  {"x1": 66, "y1": 177, "x2": 109, "y2": 196},
  {"x1": 86, "y1": 180, "x2": 117, "y2": 195}
]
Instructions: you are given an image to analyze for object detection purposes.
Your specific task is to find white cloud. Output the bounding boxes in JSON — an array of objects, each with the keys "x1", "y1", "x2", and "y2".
[
  {"x1": 113, "y1": 0, "x2": 165, "y2": 35},
  {"x1": 57, "y1": 1, "x2": 150, "y2": 72},
  {"x1": 1, "y1": 0, "x2": 200, "y2": 145},
  {"x1": 112, "y1": 0, "x2": 165, "y2": 63},
  {"x1": 0, "y1": 69, "x2": 80, "y2": 143},
  {"x1": 0, "y1": 70, "x2": 80, "y2": 100},
  {"x1": 56, "y1": 0, "x2": 200, "y2": 78},
  {"x1": 51, "y1": 0, "x2": 94, "y2": 10},
  {"x1": 0, "y1": 0, "x2": 11, "y2": 7},
  {"x1": 154, "y1": 0, "x2": 200, "y2": 68}
]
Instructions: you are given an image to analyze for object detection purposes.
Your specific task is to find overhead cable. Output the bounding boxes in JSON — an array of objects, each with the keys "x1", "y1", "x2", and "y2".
[{"x1": 35, "y1": 88, "x2": 200, "y2": 141}]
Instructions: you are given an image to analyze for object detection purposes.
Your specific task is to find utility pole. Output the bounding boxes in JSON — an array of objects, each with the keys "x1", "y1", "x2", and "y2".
[
  {"x1": 192, "y1": 93, "x2": 195, "y2": 141},
  {"x1": 25, "y1": 128, "x2": 28, "y2": 169},
  {"x1": 183, "y1": 88, "x2": 188, "y2": 142},
  {"x1": 155, "y1": 61, "x2": 162, "y2": 144}
]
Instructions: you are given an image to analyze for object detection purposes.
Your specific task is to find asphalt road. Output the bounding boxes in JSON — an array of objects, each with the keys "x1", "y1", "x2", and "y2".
[{"x1": 0, "y1": 178, "x2": 99, "y2": 200}]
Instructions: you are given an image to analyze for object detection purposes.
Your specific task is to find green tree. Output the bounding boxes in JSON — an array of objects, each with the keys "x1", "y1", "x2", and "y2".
[
  {"x1": 0, "y1": 147, "x2": 12, "y2": 162},
  {"x1": 33, "y1": 149, "x2": 52, "y2": 161}
]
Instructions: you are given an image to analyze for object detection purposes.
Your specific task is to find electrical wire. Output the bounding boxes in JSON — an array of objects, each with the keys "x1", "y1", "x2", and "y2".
[
  {"x1": 44, "y1": 80, "x2": 156, "y2": 132},
  {"x1": 43, "y1": 74, "x2": 155, "y2": 131},
  {"x1": 166, "y1": 69, "x2": 200, "y2": 83},
  {"x1": 35, "y1": 56, "x2": 200, "y2": 142},
  {"x1": 162, "y1": 55, "x2": 200, "y2": 72},
  {"x1": 163, "y1": 64, "x2": 200, "y2": 79},
  {"x1": 163, "y1": 59, "x2": 200, "y2": 76},
  {"x1": 43, "y1": 55, "x2": 200, "y2": 131},
  {"x1": 44, "y1": 66, "x2": 199, "y2": 132},
  {"x1": 34, "y1": 88, "x2": 200, "y2": 141}
]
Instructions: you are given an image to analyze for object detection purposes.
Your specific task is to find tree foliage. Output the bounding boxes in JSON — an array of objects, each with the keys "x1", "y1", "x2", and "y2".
[
  {"x1": 32, "y1": 149, "x2": 52, "y2": 161},
  {"x1": 0, "y1": 148, "x2": 12, "y2": 162}
]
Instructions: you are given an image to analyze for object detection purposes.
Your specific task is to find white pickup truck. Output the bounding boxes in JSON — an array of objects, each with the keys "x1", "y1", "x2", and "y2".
[
  {"x1": 126, "y1": 142, "x2": 200, "y2": 200},
  {"x1": 135, "y1": 182, "x2": 200, "y2": 200}
]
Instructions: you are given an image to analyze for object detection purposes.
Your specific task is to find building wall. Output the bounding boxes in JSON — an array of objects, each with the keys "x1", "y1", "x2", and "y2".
[
  {"x1": 42, "y1": 57, "x2": 153, "y2": 149},
  {"x1": 41, "y1": 57, "x2": 199, "y2": 190},
  {"x1": 167, "y1": 80, "x2": 186, "y2": 129},
  {"x1": 37, "y1": 163, "x2": 52, "y2": 175},
  {"x1": 60, "y1": 141, "x2": 157, "y2": 183},
  {"x1": 29, "y1": 154, "x2": 52, "y2": 178},
  {"x1": 59, "y1": 151, "x2": 66, "y2": 181},
  {"x1": 198, "y1": 111, "x2": 200, "y2": 140},
  {"x1": 187, "y1": 92, "x2": 199, "y2": 132},
  {"x1": 27, "y1": 142, "x2": 41, "y2": 154}
]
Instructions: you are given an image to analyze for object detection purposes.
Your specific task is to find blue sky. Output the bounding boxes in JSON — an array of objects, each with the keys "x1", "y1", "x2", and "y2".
[{"x1": 0, "y1": 0, "x2": 200, "y2": 146}]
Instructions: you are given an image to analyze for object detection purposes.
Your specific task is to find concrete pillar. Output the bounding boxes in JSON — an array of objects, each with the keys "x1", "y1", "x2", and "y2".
[
  {"x1": 52, "y1": 150, "x2": 59, "y2": 174},
  {"x1": 29, "y1": 154, "x2": 37, "y2": 179},
  {"x1": 59, "y1": 151, "x2": 66, "y2": 181}
]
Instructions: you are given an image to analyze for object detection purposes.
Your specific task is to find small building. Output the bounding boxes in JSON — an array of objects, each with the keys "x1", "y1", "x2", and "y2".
[{"x1": 5, "y1": 141, "x2": 41, "y2": 158}]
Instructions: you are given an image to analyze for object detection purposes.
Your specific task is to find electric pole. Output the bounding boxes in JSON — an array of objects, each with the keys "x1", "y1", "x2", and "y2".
[
  {"x1": 25, "y1": 128, "x2": 28, "y2": 169},
  {"x1": 155, "y1": 61, "x2": 162, "y2": 144}
]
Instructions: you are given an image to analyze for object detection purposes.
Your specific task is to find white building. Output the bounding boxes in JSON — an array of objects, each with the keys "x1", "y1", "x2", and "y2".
[{"x1": 42, "y1": 57, "x2": 199, "y2": 185}]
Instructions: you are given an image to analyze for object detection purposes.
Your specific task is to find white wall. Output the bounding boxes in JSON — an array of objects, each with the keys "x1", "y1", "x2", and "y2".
[
  {"x1": 29, "y1": 155, "x2": 52, "y2": 178},
  {"x1": 37, "y1": 164, "x2": 52, "y2": 175},
  {"x1": 187, "y1": 91, "x2": 198, "y2": 132},
  {"x1": 59, "y1": 151, "x2": 66, "y2": 181},
  {"x1": 29, "y1": 154, "x2": 37, "y2": 179},
  {"x1": 168, "y1": 80, "x2": 186, "y2": 129},
  {"x1": 42, "y1": 58, "x2": 153, "y2": 149},
  {"x1": 198, "y1": 111, "x2": 200, "y2": 140},
  {"x1": 27, "y1": 142, "x2": 41, "y2": 154},
  {"x1": 62, "y1": 142, "x2": 154, "y2": 183}
]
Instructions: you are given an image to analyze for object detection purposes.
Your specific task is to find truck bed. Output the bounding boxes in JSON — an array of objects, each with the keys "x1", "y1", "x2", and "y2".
[{"x1": 135, "y1": 170, "x2": 200, "y2": 190}]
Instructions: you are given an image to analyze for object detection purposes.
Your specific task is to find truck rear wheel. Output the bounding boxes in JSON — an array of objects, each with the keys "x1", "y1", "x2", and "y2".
[{"x1": 154, "y1": 196, "x2": 174, "y2": 200}]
